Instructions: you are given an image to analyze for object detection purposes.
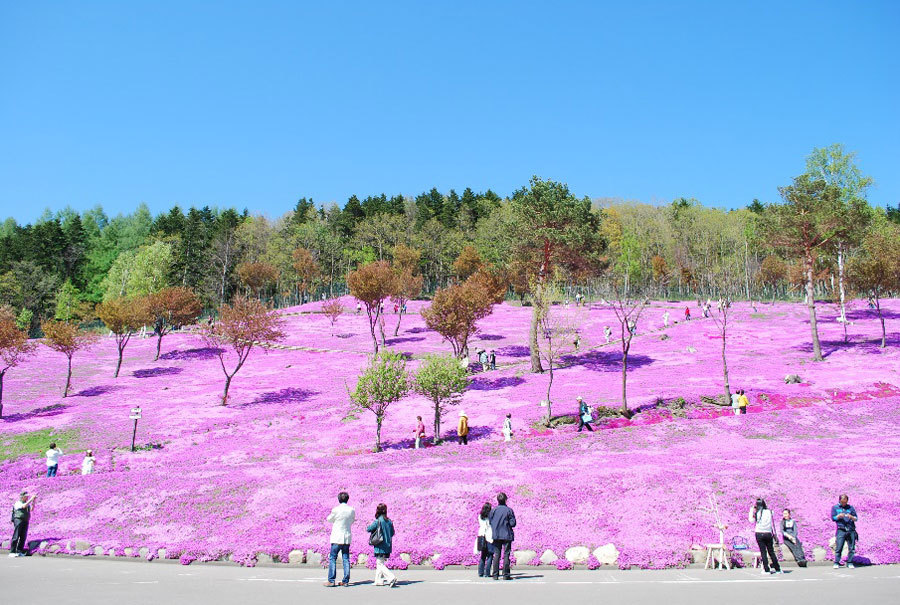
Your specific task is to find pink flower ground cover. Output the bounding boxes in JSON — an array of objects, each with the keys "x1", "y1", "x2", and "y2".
[{"x1": 1, "y1": 298, "x2": 899, "y2": 567}]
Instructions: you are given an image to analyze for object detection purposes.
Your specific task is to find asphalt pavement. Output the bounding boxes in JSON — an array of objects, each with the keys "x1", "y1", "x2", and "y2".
[{"x1": 2, "y1": 556, "x2": 899, "y2": 605}]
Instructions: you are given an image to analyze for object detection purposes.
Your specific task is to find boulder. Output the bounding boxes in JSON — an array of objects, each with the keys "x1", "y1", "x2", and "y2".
[
  {"x1": 1, "y1": 539, "x2": 10, "y2": 549},
  {"x1": 784, "y1": 374, "x2": 802, "y2": 384},
  {"x1": 593, "y1": 543, "x2": 619, "y2": 566},
  {"x1": 356, "y1": 553, "x2": 367, "y2": 566},
  {"x1": 94, "y1": 547, "x2": 105, "y2": 556},
  {"x1": 659, "y1": 334, "x2": 669, "y2": 341},
  {"x1": 257, "y1": 553, "x2": 273, "y2": 564},
  {"x1": 399, "y1": 553, "x2": 411, "y2": 563},
  {"x1": 306, "y1": 549, "x2": 322, "y2": 565},
  {"x1": 38, "y1": 541, "x2": 47, "y2": 550},
  {"x1": 686, "y1": 346, "x2": 696, "y2": 353},
  {"x1": 157, "y1": 548, "x2": 167, "y2": 560},
  {"x1": 124, "y1": 548, "x2": 133, "y2": 556},
  {"x1": 139, "y1": 547, "x2": 150, "y2": 558},
  {"x1": 813, "y1": 547, "x2": 828, "y2": 562},
  {"x1": 74, "y1": 540, "x2": 91, "y2": 552},
  {"x1": 539, "y1": 550, "x2": 558, "y2": 565},
  {"x1": 514, "y1": 550, "x2": 537, "y2": 566},
  {"x1": 565, "y1": 546, "x2": 591, "y2": 564},
  {"x1": 49, "y1": 545, "x2": 61, "y2": 553},
  {"x1": 288, "y1": 550, "x2": 305, "y2": 565}
]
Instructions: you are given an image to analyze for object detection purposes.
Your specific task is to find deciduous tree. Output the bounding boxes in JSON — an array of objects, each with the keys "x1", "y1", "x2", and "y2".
[
  {"x1": 347, "y1": 260, "x2": 396, "y2": 354},
  {"x1": 607, "y1": 277, "x2": 649, "y2": 418},
  {"x1": 203, "y1": 297, "x2": 285, "y2": 404},
  {"x1": 321, "y1": 298, "x2": 345, "y2": 337},
  {"x1": 96, "y1": 297, "x2": 152, "y2": 377},
  {"x1": 452, "y1": 245, "x2": 483, "y2": 280},
  {"x1": 413, "y1": 353, "x2": 468, "y2": 443},
  {"x1": 237, "y1": 261, "x2": 279, "y2": 298},
  {"x1": 422, "y1": 275, "x2": 499, "y2": 359},
  {"x1": 144, "y1": 286, "x2": 203, "y2": 360},
  {"x1": 292, "y1": 247, "x2": 321, "y2": 303},
  {"x1": 535, "y1": 285, "x2": 585, "y2": 424},
  {"x1": 847, "y1": 223, "x2": 900, "y2": 348},
  {"x1": 0, "y1": 306, "x2": 35, "y2": 417},
  {"x1": 348, "y1": 349, "x2": 410, "y2": 452},
  {"x1": 41, "y1": 319, "x2": 99, "y2": 397}
]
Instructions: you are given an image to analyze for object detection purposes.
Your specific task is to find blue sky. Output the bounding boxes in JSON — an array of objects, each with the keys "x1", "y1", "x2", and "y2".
[{"x1": 1, "y1": 1, "x2": 898, "y2": 223}]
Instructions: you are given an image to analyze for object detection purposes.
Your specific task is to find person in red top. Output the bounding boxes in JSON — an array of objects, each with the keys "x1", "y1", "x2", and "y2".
[
  {"x1": 413, "y1": 415, "x2": 426, "y2": 449},
  {"x1": 684, "y1": 306, "x2": 691, "y2": 321}
]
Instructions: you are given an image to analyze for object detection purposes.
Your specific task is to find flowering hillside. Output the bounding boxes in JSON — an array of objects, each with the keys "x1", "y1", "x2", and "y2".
[{"x1": 2, "y1": 298, "x2": 899, "y2": 568}]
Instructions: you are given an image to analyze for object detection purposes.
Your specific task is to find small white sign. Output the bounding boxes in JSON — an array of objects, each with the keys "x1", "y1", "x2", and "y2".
[{"x1": 130, "y1": 407, "x2": 142, "y2": 419}]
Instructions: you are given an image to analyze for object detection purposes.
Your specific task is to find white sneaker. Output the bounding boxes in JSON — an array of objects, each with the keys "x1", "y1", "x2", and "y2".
[
  {"x1": 833, "y1": 563, "x2": 840, "y2": 569},
  {"x1": 7, "y1": 553, "x2": 16, "y2": 558},
  {"x1": 848, "y1": 563, "x2": 855, "y2": 569}
]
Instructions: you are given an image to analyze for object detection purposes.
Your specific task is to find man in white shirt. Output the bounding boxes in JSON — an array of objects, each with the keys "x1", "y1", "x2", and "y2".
[
  {"x1": 325, "y1": 491, "x2": 355, "y2": 587},
  {"x1": 46, "y1": 443, "x2": 63, "y2": 477}
]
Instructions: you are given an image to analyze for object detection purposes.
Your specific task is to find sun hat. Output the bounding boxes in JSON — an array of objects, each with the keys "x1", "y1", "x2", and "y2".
[{"x1": 459, "y1": 410, "x2": 467, "y2": 417}]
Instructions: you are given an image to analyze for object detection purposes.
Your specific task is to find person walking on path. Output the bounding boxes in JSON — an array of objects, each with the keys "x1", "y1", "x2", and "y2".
[
  {"x1": 731, "y1": 391, "x2": 741, "y2": 416},
  {"x1": 325, "y1": 491, "x2": 356, "y2": 587},
  {"x1": 457, "y1": 411, "x2": 469, "y2": 445},
  {"x1": 9, "y1": 490, "x2": 36, "y2": 557},
  {"x1": 831, "y1": 494, "x2": 858, "y2": 569},
  {"x1": 738, "y1": 390, "x2": 749, "y2": 414},
  {"x1": 45, "y1": 443, "x2": 62, "y2": 477},
  {"x1": 81, "y1": 450, "x2": 96, "y2": 475},
  {"x1": 489, "y1": 492, "x2": 516, "y2": 580},
  {"x1": 749, "y1": 498, "x2": 782, "y2": 575},
  {"x1": 366, "y1": 503, "x2": 397, "y2": 587},
  {"x1": 781, "y1": 509, "x2": 807, "y2": 567},
  {"x1": 489, "y1": 350, "x2": 496, "y2": 370},
  {"x1": 576, "y1": 396, "x2": 593, "y2": 432},
  {"x1": 413, "y1": 416, "x2": 426, "y2": 449},
  {"x1": 476, "y1": 502, "x2": 495, "y2": 577},
  {"x1": 663, "y1": 310, "x2": 670, "y2": 328},
  {"x1": 502, "y1": 413, "x2": 513, "y2": 442}
]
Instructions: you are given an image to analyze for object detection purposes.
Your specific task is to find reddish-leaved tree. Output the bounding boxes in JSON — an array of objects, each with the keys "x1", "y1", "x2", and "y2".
[
  {"x1": 0, "y1": 306, "x2": 36, "y2": 418},
  {"x1": 41, "y1": 320, "x2": 100, "y2": 397},
  {"x1": 347, "y1": 261, "x2": 396, "y2": 354},
  {"x1": 145, "y1": 286, "x2": 203, "y2": 360},
  {"x1": 96, "y1": 297, "x2": 151, "y2": 377}
]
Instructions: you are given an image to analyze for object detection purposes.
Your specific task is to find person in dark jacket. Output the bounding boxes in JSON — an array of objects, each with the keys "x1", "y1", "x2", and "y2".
[
  {"x1": 9, "y1": 490, "x2": 36, "y2": 557},
  {"x1": 488, "y1": 492, "x2": 516, "y2": 580},
  {"x1": 831, "y1": 494, "x2": 858, "y2": 569},
  {"x1": 576, "y1": 396, "x2": 593, "y2": 432},
  {"x1": 366, "y1": 503, "x2": 397, "y2": 587},
  {"x1": 780, "y1": 509, "x2": 807, "y2": 567}
]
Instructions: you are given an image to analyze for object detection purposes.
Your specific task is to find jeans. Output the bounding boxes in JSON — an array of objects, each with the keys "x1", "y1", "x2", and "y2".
[
  {"x1": 328, "y1": 543, "x2": 350, "y2": 584},
  {"x1": 835, "y1": 529, "x2": 856, "y2": 564},
  {"x1": 478, "y1": 542, "x2": 495, "y2": 576},
  {"x1": 491, "y1": 540, "x2": 512, "y2": 579},
  {"x1": 577, "y1": 417, "x2": 593, "y2": 432},
  {"x1": 755, "y1": 532, "x2": 780, "y2": 572},
  {"x1": 374, "y1": 555, "x2": 397, "y2": 585},
  {"x1": 11, "y1": 520, "x2": 28, "y2": 554},
  {"x1": 47, "y1": 465, "x2": 58, "y2": 477}
]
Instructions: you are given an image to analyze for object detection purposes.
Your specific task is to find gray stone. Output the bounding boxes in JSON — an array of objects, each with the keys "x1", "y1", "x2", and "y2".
[
  {"x1": 93, "y1": 546, "x2": 105, "y2": 556},
  {"x1": 257, "y1": 553, "x2": 273, "y2": 564},
  {"x1": 593, "y1": 543, "x2": 619, "y2": 566},
  {"x1": 124, "y1": 548, "x2": 133, "y2": 556},
  {"x1": 107, "y1": 549, "x2": 117, "y2": 556},
  {"x1": 513, "y1": 550, "x2": 537, "y2": 565},
  {"x1": 38, "y1": 541, "x2": 47, "y2": 550},
  {"x1": 306, "y1": 549, "x2": 322, "y2": 565},
  {"x1": 565, "y1": 546, "x2": 590, "y2": 564},
  {"x1": 399, "y1": 553, "x2": 411, "y2": 563},
  {"x1": 539, "y1": 549, "x2": 558, "y2": 565},
  {"x1": 785, "y1": 374, "x2": 802, "y2": 384},
  {"x1": 356, "y1": 553, "x2": 368, "y2": 566},
  {"x1": 288, "y1": 549, "x2": 305, "y2": 565},
  {"x1": 49, "y1": 545, "x2": 61, "y2": 553},
  {"x1": 74, "y1": 540, "x2": 91, "y2": 552},
  {"x1": 690, "y1": 548, "x2": 706, "y2": 565},
  {"x1": 659, "y1": 334, "x2": 669, "y2": 341},
  {"x1": 813, "y1": 546, "x2": 828, "y2": 562},
  {"x1": 2, "y1": 539, "x2": 10, "y2": 549},
  {"x1": 157, "y1": 548, "x2": 167, "y2": 559},
  {"x1": 139, "y1": 547, "x2": 150, "y2": 558}
]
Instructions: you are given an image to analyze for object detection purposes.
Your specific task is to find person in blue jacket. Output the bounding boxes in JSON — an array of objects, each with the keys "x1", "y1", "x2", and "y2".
[
  {"x1": 488, "y1": 492, "x2": 516, "y2": 580},
  {"x1": 831, "y1": 494, "x2": 858, "y2": 569},
  {"x1": 367, "y1": 503, "x2": 397, "y2": 587}
]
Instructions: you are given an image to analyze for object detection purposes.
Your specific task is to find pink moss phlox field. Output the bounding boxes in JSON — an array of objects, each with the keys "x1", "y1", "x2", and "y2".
[{"x1": 2, "y1": 298, "x2": 900, "y2": 568}]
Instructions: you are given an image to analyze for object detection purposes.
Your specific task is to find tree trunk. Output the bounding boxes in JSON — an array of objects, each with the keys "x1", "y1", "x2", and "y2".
[
  {"x1": 0, "y1": 370, "x2": 5, "y2": 418},
  {"x1": 877, "y1": 297, "x2": 886, "y2": 348},
  {"x1": 375, "y1": 417, "x2": 383, "y2": 452},
  {"x1": 721, "y1": 322, "x2": 730, "y2": 405},
  {"x1": 115, "y1": 345, "x2": 124, "y2": 377},
  {"x1": 621, "y1": 347, "x2": 629, "y2": 417},
  {"x1": 545, "y1": 363, "x2": 554, "y2": 424},
  {"x1": 529, "y1": 304, "x2": 543, "y2": 373},
  {"x1": 155, "y1": 332, "x2": 163, "y2": 361},
  {"x1": 394, "y1": 307, "x2": 403, "y2": 337},
  {"x1": 838, "y1": 243, "x2": 848, "y2": 342},
  {"x1": 222, "y1": 373, "x2": 232, "y2": 405},
  {"x1": 367, "y1": 308, "x2": 380, "y2": 354},
  {"x1": 434, "y1": 403, "x2": 442, "y2": 444},
  {"x1": 805, "y1": 251, "x2": 823, "y2": 361},
  {"x1": 64, "y1": 356, "x2": 73, "y2": 398}
]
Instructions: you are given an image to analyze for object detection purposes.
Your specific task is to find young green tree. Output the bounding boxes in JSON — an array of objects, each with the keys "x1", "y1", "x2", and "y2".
[
  {"x1": 203, "y1": 297, "x2": 285, "y2": 404},
  {"x1": 144, "y1": 286, "x2": 203, "y2": 360},
  {"x1": 41, "y1": 319, "x2": 99, "y2": 397},
  {"x1": 0, "y1": 306, "x2": 36, "y2": 418},
  {"x1": 759, "y1": 174, "x2": 869, "y2": 361},
  {"x1": 510, "y1": 176, "x2": 601, "y2": 372},
  {"x1": 96, "y1": 296, "x2": 151, "y2": 377},
  {"x1": 347, "y1": 260, "x2": 396, "y2": 354},
  {"x1": 607, "y1": 277, "x2": 649, "y2": 418},
  {"x1": 348, "y1": 349, "x2": 410, "y2": 452},
  {"x1": 847, "y1": 223, "x2": 900, "y2": 348},
  {"x1": 413, "y1": 353, "x2": 468, "y2": 443},
  {"x1": 101, "y1": 241, "x2": 173, "y2": 300}
]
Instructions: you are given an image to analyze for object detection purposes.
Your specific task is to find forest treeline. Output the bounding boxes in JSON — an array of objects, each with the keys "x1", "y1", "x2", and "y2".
[{"x1": 1, "y1": 143, "x2": 898, "y2": 337}]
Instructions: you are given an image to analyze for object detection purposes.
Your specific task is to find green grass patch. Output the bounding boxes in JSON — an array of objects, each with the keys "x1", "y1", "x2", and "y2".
[{"x1": 0, "y1": 427, "x2": 81, "y2": 461}]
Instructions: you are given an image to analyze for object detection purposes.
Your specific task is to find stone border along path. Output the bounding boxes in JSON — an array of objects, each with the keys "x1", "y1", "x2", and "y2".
[{"x1": 2, "y1": 540, "x2": 838, "y2": 569}]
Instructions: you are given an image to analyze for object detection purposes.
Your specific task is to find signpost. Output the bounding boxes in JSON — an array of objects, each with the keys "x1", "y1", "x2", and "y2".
[{"x1": 129, "y1": 407, "x2": 142, "y2": 452}]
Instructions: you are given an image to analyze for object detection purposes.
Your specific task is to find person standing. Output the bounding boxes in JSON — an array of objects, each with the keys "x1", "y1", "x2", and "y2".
[
  {"x1": 325, "y1": 491, "x2": 356, "y2": 587},
  {"x1": 478, "y1": 349, "x2": 489, "y2": 372},
  {"x1": 366, "y1": 503, "x2": 397, "y2": 587},
  {"x1": 749, "y1": 498, "x2": 782, "y2": 575},
  {"x1": 489, "y1": 350, "x2": 496, "y2": 371},
  {"x1": 831, "y1": 494, "x2": 858, "y2": 569},
  {"x1": 413, "y1": 416, "x2": 426, "y2": 449},
  {"x1": 457, "y1": 411, "x2": 469, "y2": 445},
  {"x1": 476, "y1": 502, "x2": 495, "y2": 577},
  {"x1": 356, "y1": 301, "x2": 362, "y2": 315},
  {"x1": 489, "y1": 492, "x2": 516, "y2": 580},
  {"x1": 9, "y1": 491, "x2": 36, "y2": 557},
  {"x1": 738, "y1": 390, "x2": 749, "y2": 414},
  {"x1": 502, "y1": 413, "x2": 513, "y2": 442},
  {"x1": 45, "y1": 443, "x2": 62, "y2": 477},
  {"x1": 781, "y1": 509, "x2": 807, "y2": 567},
  {"x1": 663, "y1": 310, "x2": 670, "y2": 328},
  {"x1": 684, "y1": 306, "x2": 691, "y2": 321},
  {"x1": 731, "y1": 391, "x2": 741, "y2": 416},
  {"x1": 81, "y1": 450, "x2": 96, "y2": 475},
  {"x1": 576, "y1": 396, "x2": 593, "y2": 432},
  {"x1": 604, "y1": 326, "x2": 612, "y2": 344}
]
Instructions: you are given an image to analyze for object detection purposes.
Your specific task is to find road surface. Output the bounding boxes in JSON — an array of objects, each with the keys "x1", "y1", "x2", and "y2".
[{"x1": 2, "y1": 556, "x2": 898, "y2": 604}]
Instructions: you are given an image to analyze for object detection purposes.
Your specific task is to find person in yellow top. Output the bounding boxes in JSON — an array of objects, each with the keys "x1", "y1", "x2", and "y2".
[
  {"x1": 738, "y1": 390, "x2": 749, "y2": 414},
  {"x1": 458, "y1": 410, "x2": 469, "y2": 445}
]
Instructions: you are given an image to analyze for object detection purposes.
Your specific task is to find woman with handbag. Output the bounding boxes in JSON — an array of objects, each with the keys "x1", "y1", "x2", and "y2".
[
  {"x1": 749, "y1": 498, "x2": 782, "y2": 575},
  {"x1": 576, "y1": 396, "x2": 593, "y2": 432},
  {"x1": 366, "y1": 503, "x2": 397, "y2": 587},
  {"x1": 476, "y1": 502, "x2": 495, "y2": 577}
]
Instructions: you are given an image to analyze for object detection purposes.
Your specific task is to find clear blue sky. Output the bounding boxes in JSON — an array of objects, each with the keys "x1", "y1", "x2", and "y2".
[{"x1": 1, "y1": 1, "x2": 898, "y2": 223}]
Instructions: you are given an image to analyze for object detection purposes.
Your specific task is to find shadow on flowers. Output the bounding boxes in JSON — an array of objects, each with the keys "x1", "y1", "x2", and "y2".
[
  {"x1": 380, "y1": 425, "x2": 495, "y2": 450},
  {"x1": 469, "y1": 376, "x2": 525, "y2": 391},
  {"x1": 562, "y1": 350, "x2": 654, "y2": 372},
  {"x1": 160, "y1": 347, "x2": 224, "y2": 361},
  {"x1": 792, "y1": 336, "x2": 900, "y2": 358},
  {"x1": 133, "y1": 367, "x2": 184, "y2": 378},
  {"x1": 74, "y1": 385, "x2": 120, "y2": 397},
  {"x1": 845, "y1": 308, "x2": 900, "y2": 321},
  {"x1": 2, "y1": 403, "x2": 68, "y2": 422},
  {"x1": 384, "y1": 336, "x2": 425, "y2": 345},
  {"x1": 496, "y1": 345, "x2": 530, "y2": 358},
  {"x1": 242, "y1": 387, "x2": 318, "y2": 407}
]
